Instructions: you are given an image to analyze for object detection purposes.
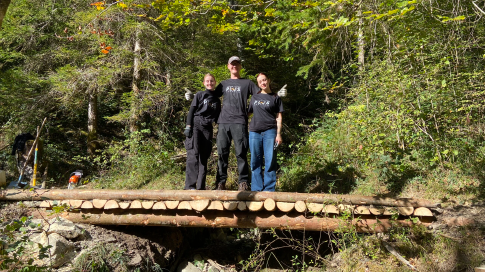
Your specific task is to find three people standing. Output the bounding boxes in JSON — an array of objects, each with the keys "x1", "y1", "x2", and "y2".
[{"x1": 184, "y1": 56, "x2": 285, "y2": 192}]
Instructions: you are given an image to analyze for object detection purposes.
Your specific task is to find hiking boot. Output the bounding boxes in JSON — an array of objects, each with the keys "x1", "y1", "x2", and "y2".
[
  {"x1": 216, "y1": 183, "x2": 226, "y2": 190},
  {"x1": 238, "y1": 182, "x2": 249, "y2": 191}
]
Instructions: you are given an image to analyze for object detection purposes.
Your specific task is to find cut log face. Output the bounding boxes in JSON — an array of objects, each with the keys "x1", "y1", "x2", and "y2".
[
  {"x1": 397, "y1": 207, "x2": 414, "y2": 216},
  {"x1": 69, "y1": 200, "x2": 83, "y2": 209},
  {"x1": 338, "y1": 204, "x2": 354, "y2": 213},
  {"x1": 276, "y1": 202, "x2": 294, "y2": 212},
  {"x1": 307, "y1": 203, "x2": 323, "y2": 213},
  {"x1": 142, "y1": 201, "x2": 154, "y2": 209},
  {"x1": 369, "y1": 206, "x2": 385, "y2": 215},
  {"x1": 323, "y1": 205, "x2": 339, "y2": 214},
  {"x1": 413, "y1": 207, "x2": 433, "y2": 217},
  {"x1": 246, "y1": 201, "x2": 264, "y2": 212},
  {"x1": 383, "y1": 207, "x2": 398, "y2": 215},
  {"x1": 237, "y1": 201, "x2": 247, "y2": 211},
  {"x1": 130, "y1": 200, "x2": 142, "y2": 209},
  {"x1": 119, "y1": 202, "x2": 131, "y2": 209},
  {"x1": 354, "y1": 206, "x2": 371, "y2": 215},
  {"x1": 207, "y1": 201, "x2": 224, "y2": 211},
  {"x1": 295, "y1": 201, "x2": 307, "y2": 213},
  {"x1": 264, "y1": 198, "x2": 276, "y2": 211},
  {"x1": 39, "y1": 200, "x2": 51, "y2": 208},
  {"x1": 165, "y1": 201, "x2": 180, "y2": 209},
  {"x1": 178, "y1": 201, "x2": 192, "y2": 210},
  {"x1": 223, "y1": 201, "x2": 238, "y2": 211},
  {"x1": 190, "y1": 200, "x2": 210, "y2": 212},
  {"x1": 104, "y1": 200, "x2": 120, "y2": 210},
  {"x1": 152, "y1": 202, "x2": 167, "y2": 210},
  {"x1": 80, "y1": 201, "x2": 93, "y2": 209},
  {"x1": 93, "y1": 199, "x2": 108, "y2": 209}
]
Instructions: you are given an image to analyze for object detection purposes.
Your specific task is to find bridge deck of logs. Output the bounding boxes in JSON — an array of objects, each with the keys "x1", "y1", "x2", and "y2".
[{"x1": 0, "y1": 189, "x2": 439, "y2": 233}]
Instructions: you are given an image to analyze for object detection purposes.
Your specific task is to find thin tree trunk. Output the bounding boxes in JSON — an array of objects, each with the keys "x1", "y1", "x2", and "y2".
[
  {"x1": 130, "y1": 27, "x2": 142, "y2": 132},
  {"x1": 357, "y1": 1, "x2": 365, "y2": 69},
  {"x1": 0, "y1": 0, "x2": 11, "y2": 29},
  {"x1": 87, "y1": 89, "x2": 98, "y2": 155}
]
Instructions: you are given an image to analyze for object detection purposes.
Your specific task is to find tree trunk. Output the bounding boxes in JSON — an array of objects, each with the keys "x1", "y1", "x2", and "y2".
[
  {"x1": 32, "y1": 210, "x2": 431, "y2": 233},
  {"x1": 130, "y1": 27, "x2": 142, "y2": 132},
  {"x1": 0, "y1": 189, "x2": 440, "y2": 208},
  {"x1": 0, "y1": 0, "x2": 11, "y2": 29},
  {"x1": 87, "y1": 89, "x2": 98, "y2": 155},
  {"x1": 357, "y1": 1, "x2": 365, "y2": 69}
]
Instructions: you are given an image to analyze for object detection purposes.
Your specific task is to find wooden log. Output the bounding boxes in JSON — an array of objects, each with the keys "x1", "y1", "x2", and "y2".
[
  {"x1": 165, "y1": 201, "x2": 180, "y2": 209},
  {"x1": 323, "y1": 205, "x2": 339, "y2": 214},
  {"x1": 307, "y1": 203, "x2": 323, "y2": 213},
  {"x1": 276, "y1": 202, "x2": 294, "y2": 212},
  {"x1": 0, "y1": 189, "x2": 440, "y2": 208},
  {"x1": 104, "y1": 200, "x2": 119, "y2": 210},
  {"x1": 237, "y1": 201, "x2": 247, "y2": 211},
  {"x1": 223, "y1": 201, "x2": 238, "y2": 211},
  {"x1": 383, "y1": 207, "x2": 398, "y2": 215},
  {"x1": 207, "y1": 201, "x2": 224, "y2": 211},
  {"x1": 354, "y1": 206, "x2": 370, "y2": 215},
  {"x1": 130, "y1": 200, "x2": 142, "y2": 209},
  {"x1": 338, "y1": 204, "x2": 353, "y2": 213},
  {"x1": 178, "y1": 201, "x2": 192, "y2": 210},
  {"x1": 369, "y1": 206, "x2": 385, "y2": 215},
  {"x1": 142, "y1": 201, "x2": 154, "y2": 209},
  {"x1": 190, "y1": 200, "x2": 210, "y2": 212},
  {"x1": 264, "y1": 198, "x2": 276, "y2": 211},
  {"x1": 93, "y1": 199, "x2": 107, "y2": 209},
  {"x1": 39, "y1": 200, "x2": 51, "y2": 208},
  {"x1": 119, "y1": 202, "x2": 130, "y2": 209},
  {"x1": 69, "y1": 200, "x2": 83, "y2": 209},
  {"x1": 55, "y1": 211, "x2": 431, "y2": 233},
  {"x1": 295, "y1": 201, "x2": 307, "y2": 213},
  {"x1": 413, "y1": 207, "x2": 433, "y2": 217},
  {"x1": 397, "y1": 207, "x2": 414, "y2": 216},
  {"x1": 246, "y1": 201, "x2": 264, "y2": 212},
  {"x1": 152, "y1": 202, "x2": 166, "y2": 210},
  {"x1": 80, "y1": 201, "x2": 93, "y2": 209}
]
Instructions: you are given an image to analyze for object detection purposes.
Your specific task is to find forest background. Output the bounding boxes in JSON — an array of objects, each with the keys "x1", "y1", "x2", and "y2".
[{"x1": 1, "y1": 0, "x2": 485, "y2": 203}]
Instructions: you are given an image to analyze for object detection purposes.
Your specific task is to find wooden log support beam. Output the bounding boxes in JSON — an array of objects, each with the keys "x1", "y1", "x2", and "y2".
[
  {"x1": 0, "y1": 189, "x2": 440, "y2": 208},
  {"x1": 142, "y1": 201, "x2": 154, "y2": 209},
  {"x1": 190, "y1": 200, "x2": 210, "y2": 212},
  {"x1": 119, "y1": 202, "x2": 130, "y2": 209},
  {"x1": 413, "y1": 207, "x2": 433, "y2": 217},
  {"x1": 165, "y1": 201, "x2": 180, "y2": 209},
  {"x1": 246, "y1": 201, "x2": 264, "y2": 212},
  {"x1": 93, "y1": 199, "x2": 107, "y2": 209},
  {"x1": 323, "y1": 205, "x2": 339, "y2": 215},
  {"x1": 52, "y1": 211, "x2": 431, "y2": 233},
  {"x1": 178, "y1": 201, "x2": 191, "y2": 210},
  {"x1": 223, "y1": 201, "x2": 238, "y2": 211},
  {"x1": 80, "y1": 201, "x2": 93, "y2": 209},
  {"x1": 237, "y1": 201, "x2": 247, "y2": 211},
  {"x1": 295, "y1": 201, "x2": 307, "y2": 213},
  {"x1": 69, "y1": 200, "x2": 83, "y2": 209},
  {"x1": 369, "y1": 206, "x2": 384, "y2": 215},
  {"x1": 308, "y1": 203, "x2": 323, "y2": 213},
  {"x1": 264, "y1": 198, "x2": 276, "y2": 211},
  {"x1": 130, "y1": 200, "x2": 142, "y2": 209},
  {"x1": 354, "y1": 206, "x2": 370, "y2": 215},
  {"x1": 104, "y1": 200, "x2": 119, "y2": 210},
  {"x1": 398, "y1": 207, "x2": 414, "y2": 216},
  {"x1": 152, "y1": 202, "x2": 166, "y2": 210},
  {"x1": 276, "y1": 202, "x2": 294, "y2": 213},
  {"x1": 207, "y1": 201, "x2": 224, "y2": 211}
]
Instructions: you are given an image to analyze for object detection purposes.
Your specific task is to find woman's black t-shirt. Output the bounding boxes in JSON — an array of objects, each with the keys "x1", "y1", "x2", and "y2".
[
  {"x1": 186, "y1": 90, "x2": 221, "y2": 126},
  {"x1": 248, "y1": 92, "x2": 284, "y2": 132}
]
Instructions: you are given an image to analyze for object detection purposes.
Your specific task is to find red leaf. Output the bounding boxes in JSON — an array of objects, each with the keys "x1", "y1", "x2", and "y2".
[
  {"x1": 105, "y1": 46, "x2": 112, "y2": 50},
  {"x1": 101, "y1": 49, "x2": 109, "y2": 54}
]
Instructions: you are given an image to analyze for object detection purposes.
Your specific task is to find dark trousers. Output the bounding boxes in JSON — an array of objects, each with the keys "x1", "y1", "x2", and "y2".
[
  {"x1": 185, "y1": 117, "x2": 213, "y2": 190},
  {"x1": 216, "y1": 123, "x2": 249, "y2": 185}
]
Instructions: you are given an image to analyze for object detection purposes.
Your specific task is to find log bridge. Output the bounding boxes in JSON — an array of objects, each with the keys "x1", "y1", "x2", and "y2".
[{"x1": 0, "y1": 189, "x2": 439, "y2": 233}]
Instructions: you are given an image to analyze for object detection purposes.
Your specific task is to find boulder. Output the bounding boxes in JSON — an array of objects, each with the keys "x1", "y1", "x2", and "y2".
[
  {"x1": 31, "y1": 232, "x2": 76, "y2": 268},
  {"x1": 46, "y1": 217, "x2": 83, "y2": 239},
  {"x1": 177, "y1": 260, "x2": 202, "y2": 272}
]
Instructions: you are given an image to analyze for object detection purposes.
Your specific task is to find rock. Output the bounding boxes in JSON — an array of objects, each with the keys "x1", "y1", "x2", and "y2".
[
  {"x1": 31, "y1": 232, "x2": 76, "y2": 268},
  {"x1": 128, "y1": 253, "x2": 143, "y2": 266},
  {"x1": 177, "y1": 260, "x2": 202, "y2": 272},
  {"x1": 47, "y1": 217, "x2": 84, "y2": 239}
]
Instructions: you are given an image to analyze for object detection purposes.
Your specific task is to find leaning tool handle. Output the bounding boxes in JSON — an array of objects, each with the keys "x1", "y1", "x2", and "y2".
[
  {"x1": 18, "y1": 117, "x2": 47, "y2": 184},
  {"x1": 32, "y1": 126, "x2": 40, "y2": 186}
]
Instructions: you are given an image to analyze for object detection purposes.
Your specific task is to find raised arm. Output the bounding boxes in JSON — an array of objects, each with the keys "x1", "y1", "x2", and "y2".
[{"x1": 184, "y1": 88, "x2": 194, "y2": 100}]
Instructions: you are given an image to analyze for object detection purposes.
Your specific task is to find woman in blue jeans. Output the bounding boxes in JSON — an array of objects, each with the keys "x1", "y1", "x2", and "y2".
[{"x1": 248, "y1": 73, "x2": 284, "y2": 191}]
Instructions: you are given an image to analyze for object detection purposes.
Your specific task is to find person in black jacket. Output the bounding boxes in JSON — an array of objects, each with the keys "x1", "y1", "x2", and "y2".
[{"x1": 184, "y1": 74, "x2": 221, "y2": 190}]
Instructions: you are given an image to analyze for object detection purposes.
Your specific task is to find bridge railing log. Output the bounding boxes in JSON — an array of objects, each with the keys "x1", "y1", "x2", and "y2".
[{"x1": 0, "y1": 189, "x2": 439, "y2": 208}]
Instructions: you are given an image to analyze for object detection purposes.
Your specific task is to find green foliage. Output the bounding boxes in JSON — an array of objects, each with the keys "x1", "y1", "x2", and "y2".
[{"x1": 72, "y1": 243, "x2": 130, "y2": 272}]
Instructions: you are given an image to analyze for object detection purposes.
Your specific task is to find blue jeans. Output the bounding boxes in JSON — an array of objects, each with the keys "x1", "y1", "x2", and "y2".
[{"x1": 249, "y1": 129, "x2": 277, "y2": 191}]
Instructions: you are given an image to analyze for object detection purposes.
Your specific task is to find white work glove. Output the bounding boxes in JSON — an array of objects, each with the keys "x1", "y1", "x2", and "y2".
[
  {"x1": 184, "y1": 88, "x2": 194, "y2": 100},
  {"x1": 277, "y1": 84, "x2": 287, "y2": 97}
]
